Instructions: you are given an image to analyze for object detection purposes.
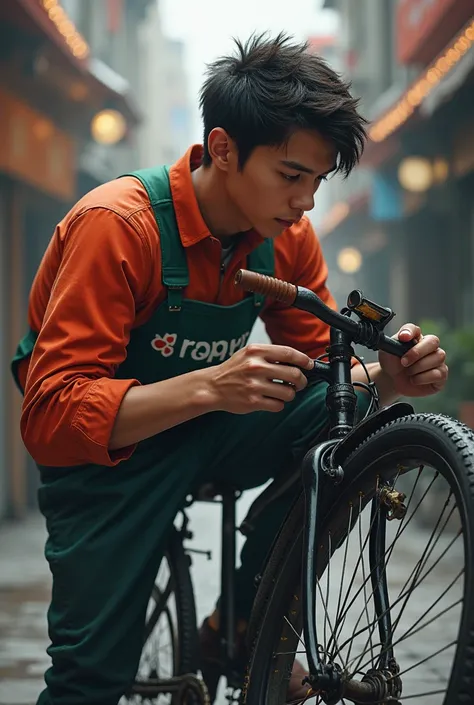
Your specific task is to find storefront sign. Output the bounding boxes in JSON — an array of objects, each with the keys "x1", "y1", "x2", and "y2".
[
  {"x1": 397, "y1": 0, "x2": 471, "y2": 65},
  {"x1": 0, "y1": 89, "x2": 75, "y2": 201}
]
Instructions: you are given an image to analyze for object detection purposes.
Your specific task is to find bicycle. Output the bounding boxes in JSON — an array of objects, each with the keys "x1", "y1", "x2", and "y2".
[{"x1": 124, "y1": 269, "x2": 474, "y2": 705}]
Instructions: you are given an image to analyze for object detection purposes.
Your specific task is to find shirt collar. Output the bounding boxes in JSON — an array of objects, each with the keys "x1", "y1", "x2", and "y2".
[{"x1": 168, "y1": 144, "x2": 264, "y2": 254}]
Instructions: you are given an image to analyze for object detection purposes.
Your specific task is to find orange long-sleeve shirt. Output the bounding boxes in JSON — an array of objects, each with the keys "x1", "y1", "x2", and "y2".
[{"x1": 19, "y1": 145, "x2": 337, "y2": 468}]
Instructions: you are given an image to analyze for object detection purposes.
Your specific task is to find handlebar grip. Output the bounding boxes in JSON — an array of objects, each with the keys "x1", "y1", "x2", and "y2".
[{"x1": 378, "y1": 335, "x2": 415, "y2": 358}]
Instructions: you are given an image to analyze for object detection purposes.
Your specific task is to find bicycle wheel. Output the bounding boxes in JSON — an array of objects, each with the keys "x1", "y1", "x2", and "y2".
[
  {"x1": 124, "y1": 526, "x2": 199, "y2": 704},
  {"x1": 243, "y1": 414, "x2": 474, "y2": 705}
]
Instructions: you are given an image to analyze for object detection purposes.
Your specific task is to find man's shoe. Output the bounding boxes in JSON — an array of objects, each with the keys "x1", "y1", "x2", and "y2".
[
  {"x1": 198, "y1": 618, "x2": 226, "y2": 702},
  {"x1": 198, "y1": 618, "x2": 248, "y2": 702}
]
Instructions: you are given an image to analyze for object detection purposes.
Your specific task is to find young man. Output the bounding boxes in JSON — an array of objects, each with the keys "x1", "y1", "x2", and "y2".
[{"x1": 12, "y1": 33, "x2": 447, "y2": 705}]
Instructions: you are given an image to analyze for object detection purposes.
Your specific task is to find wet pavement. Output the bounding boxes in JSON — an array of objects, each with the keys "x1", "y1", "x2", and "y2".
[
  {"x1": 0, "y1": 515, "x2": 52, "y2": 704},
  {"x1": 0, "y1": 488, "x2": 464, "y2": 705},
  {"x1": 0, "y1": 498, "x2": 258, "y2": 705}
]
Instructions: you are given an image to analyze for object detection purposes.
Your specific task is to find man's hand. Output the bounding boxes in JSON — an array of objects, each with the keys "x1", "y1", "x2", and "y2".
[
  {"x1": 378, "y1": 324, "x2": 448, "y2": 398},
  {"x1": 209, "y1": 344, "x2": 313, "y2": 414}
]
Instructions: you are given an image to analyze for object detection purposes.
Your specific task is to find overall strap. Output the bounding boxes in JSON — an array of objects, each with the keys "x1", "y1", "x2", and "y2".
[
  {"x1": 121, "y1": 165, "x2": 188, "y2": 311},
  {"x1": 121, "y1": 166, "x2": 276, "y2": 310}
]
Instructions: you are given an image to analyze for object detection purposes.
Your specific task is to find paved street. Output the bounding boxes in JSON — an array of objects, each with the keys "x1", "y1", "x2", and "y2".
[
  {"x1": 0, "y1": 515, "x2": 52, "y2": 705},
  {"x1": 0, "y1": 489, "x2": 464, "y2": 705},
  {"x1": 0, "y1": 497, "x2": 260, "y2": 705}
]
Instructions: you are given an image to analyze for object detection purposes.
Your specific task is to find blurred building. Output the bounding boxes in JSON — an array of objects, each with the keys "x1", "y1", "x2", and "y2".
[
  {"x1": 137, "y1": 1, "x2": 192, "y2": 167},
  {"x1": 1, "y1": 0, "x2": 192, "y2": 520},
  {"x1": 61, "y1": 0, "x2": 153, "y2": 191},
  {"x1": 1, "y1": 0, "x2": 192, "y2": 521},
  {"x1": 316, "y1": 0, "x2": 474, "y2": 333}
]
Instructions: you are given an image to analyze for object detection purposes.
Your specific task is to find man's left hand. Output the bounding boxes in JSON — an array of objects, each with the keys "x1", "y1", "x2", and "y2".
[{"x1": 378, "y1": 324, "x2": 448, "y2": 398}]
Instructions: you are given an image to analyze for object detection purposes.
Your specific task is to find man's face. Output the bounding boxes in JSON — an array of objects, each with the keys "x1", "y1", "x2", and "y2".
[{"x1": 225, "y1": 129, "x2": 337, "y2": 238}]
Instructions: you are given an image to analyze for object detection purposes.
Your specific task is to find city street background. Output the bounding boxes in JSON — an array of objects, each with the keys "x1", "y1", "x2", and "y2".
[{"x1": 1, "y1": 0, "x2": 474, "y2": 703}]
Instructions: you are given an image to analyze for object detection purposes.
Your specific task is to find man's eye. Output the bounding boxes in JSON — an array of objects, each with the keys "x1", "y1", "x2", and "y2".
[
  {"x1": 281, "y1": 173, "x2": 300, "y2": 182},
  {"x1": 319, "y1": 175, "x2": 329, "y2": 182}
]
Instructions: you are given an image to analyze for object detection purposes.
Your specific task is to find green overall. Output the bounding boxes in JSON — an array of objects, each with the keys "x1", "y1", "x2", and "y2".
[{"x1": 12, "y1": 166, "x2": 368, "y2": 705}]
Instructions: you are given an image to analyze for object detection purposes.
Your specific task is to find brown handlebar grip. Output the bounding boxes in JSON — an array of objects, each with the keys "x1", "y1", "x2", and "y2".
[{"x1": 234, "y1": 269, "x2": 297, "y2": 306}]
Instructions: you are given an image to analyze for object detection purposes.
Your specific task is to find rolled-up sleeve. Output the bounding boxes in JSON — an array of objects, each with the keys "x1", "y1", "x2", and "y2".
[{"x1": 21, "y1": 207, "x2": 152, "y2": 467}]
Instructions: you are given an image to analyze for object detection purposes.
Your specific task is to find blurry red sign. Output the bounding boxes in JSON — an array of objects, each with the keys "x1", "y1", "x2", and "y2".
[
  {"x1": 0, "y1": 89, "x2": 75, "y2": 201},
  {"x1": 397, "y1": 0, "x2": 472, "y2": 65},
  {"x1": 107, "y1": 0, "x2": 123, "y2": 34}
]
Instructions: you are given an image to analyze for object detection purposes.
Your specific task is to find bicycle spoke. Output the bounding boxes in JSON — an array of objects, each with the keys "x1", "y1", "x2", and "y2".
[
  {"x1": 285, "y1": 691, "x2": 317, "y2": 705},
  {"x1": 392, "y1": 493, "x2": 455, "y2": 634},
  {"x1": 340, "y1": 537, "x2": 457, "y2": 664},
  {"x1": 390, "y1": 518, "x2": 460, "y2": 639},
  {"x1": 396, "y1": 569, "x2": 463, "y2": 644},
  {"x1": 316, "y1": 576, "x2": 344, "y2": 664},
  {"x1": 325, "y1": 503, "x2": 354, "y2": 659},
  {"x1": 333, "y1": 502, "x2": 353, "y2": 639},
  {"x1": 324, "y1": 532, "x2": 331, "y2": 655},
  {"x1": 393, "y1": 596, "x2": 461, "y2": 655},
  {"x1": 363, "y1": 691, "x2": 446, "y2": 703},
  {"x1": 375, "y1": 466, "x2": 424, "y2": 576},
  {"x1": 397, "y1": 597, "x2": 462, "y2": 647},
  {"x1": 329, "y1": 491, "x2": 384, "y2": 652},
  {"x1": 395, "y1": 691, "x2": 446, "y2": 700},
  {"x1": 335, "y1": 518, "x2": 462, "y2": 660},
  {"x1": 145, "y1": 578, "x2": 174, "y2": 644},
  {"x1": 345, "y1": 494, "x2": 375, "y2": 669},
  {"x1": 327, "y1": 471, "x2": 432, "y2": 653},
  {"x1": 284, "y1": 615, "x2": 306, "y2": 649},
  {"x1": 343, "y1": 473, "x2": 421, "y2": 672},
  {"x1": 355, "y1": 597, "x2": 462, "y2": 675},
  {"x1": 389, "y1": 639, "x2": 457, "y2": 681}
]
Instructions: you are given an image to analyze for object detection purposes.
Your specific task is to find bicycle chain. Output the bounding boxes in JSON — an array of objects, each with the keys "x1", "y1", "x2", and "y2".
[{"x1": 130, "y1": 673, "x2": 210, "y2": 704}]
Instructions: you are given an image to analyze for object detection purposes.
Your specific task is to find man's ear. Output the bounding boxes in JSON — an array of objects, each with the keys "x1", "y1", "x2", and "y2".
[{"x1": 207, "y1": 128, "x2": 237, "y2": 172}]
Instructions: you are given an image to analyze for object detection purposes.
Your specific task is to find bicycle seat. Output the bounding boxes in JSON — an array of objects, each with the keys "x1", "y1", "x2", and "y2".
[{"x1": 188, "y1": 462, "x2": 311, "y2": 531}]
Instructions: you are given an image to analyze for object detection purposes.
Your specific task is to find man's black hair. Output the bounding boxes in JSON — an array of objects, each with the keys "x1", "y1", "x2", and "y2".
[{"x1": 199, "y1": 32, "x2": 367, "y2": 177}]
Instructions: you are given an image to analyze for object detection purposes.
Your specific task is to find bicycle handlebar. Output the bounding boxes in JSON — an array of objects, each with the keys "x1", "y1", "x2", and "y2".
[{"x1": 234, "y1": 269, "x2": 414, "y2": 358}]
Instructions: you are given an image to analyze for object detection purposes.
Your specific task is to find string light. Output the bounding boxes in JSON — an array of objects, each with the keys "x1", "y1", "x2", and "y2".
[
  {"x1": 369, "y1": 17, "x2": 474, "y2": 143},
  {"x1": 41, "y1": 0, "x2": 89, "y2": 60}
]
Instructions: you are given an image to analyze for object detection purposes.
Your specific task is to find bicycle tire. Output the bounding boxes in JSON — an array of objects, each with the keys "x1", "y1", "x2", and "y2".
[
  {"x1": 128, "y1": 525, "x2": 198, "y2": 702},
  {"x1": 243, "y1": 413, "x2": 474, "y2": 705}
]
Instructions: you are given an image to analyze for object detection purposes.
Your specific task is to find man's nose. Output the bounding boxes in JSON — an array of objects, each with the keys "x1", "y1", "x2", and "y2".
[{"x1": 290, "y1": 191, "x2": 315, "y2": 213}]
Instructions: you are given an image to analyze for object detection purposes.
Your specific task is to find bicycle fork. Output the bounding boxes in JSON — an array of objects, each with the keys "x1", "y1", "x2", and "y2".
[{"x1": 301, "y1": 442, "x2": 401, "y2": 704}]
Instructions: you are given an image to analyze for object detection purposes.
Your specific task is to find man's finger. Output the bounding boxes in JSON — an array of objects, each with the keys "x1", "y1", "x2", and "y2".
[
  {"x1": 403, "y1": 349, "x2": 446, "y2": 376},
  {"x1": 397, "y1": 324, "x2": 422, "y2": 341}
]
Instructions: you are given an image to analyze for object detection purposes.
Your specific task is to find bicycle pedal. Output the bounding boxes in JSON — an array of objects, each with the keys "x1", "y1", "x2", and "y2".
[{"x1": 186, "y1": 547, "x2": 213, "y2": 560}]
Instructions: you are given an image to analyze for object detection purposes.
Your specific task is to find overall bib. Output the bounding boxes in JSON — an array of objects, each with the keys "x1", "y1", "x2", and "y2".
[{"x1": 12, "y1": 167, "x2": 368, "y2": 705}]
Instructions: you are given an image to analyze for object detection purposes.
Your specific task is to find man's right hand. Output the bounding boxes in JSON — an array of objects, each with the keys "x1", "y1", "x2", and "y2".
[
  {"x1": 109, "y1": 344, "x2": 313, "y2": 452},
  {"x1": 208, "y1": 344, "x2": 314, "y2": 414}
]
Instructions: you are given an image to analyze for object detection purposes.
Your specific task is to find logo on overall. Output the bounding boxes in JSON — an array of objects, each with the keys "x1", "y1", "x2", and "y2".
[
  {"x1": 150, "y1": 331, "x2": 251, "y2": 362},
  {"x1": 151, "y1": 333, "x2": 177, "y2": 357}
]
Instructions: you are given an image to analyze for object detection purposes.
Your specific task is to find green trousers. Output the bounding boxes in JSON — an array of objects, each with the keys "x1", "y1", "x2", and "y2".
[{"x1": 36, "y1": 383, "x2": 368, "y2": 704}]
